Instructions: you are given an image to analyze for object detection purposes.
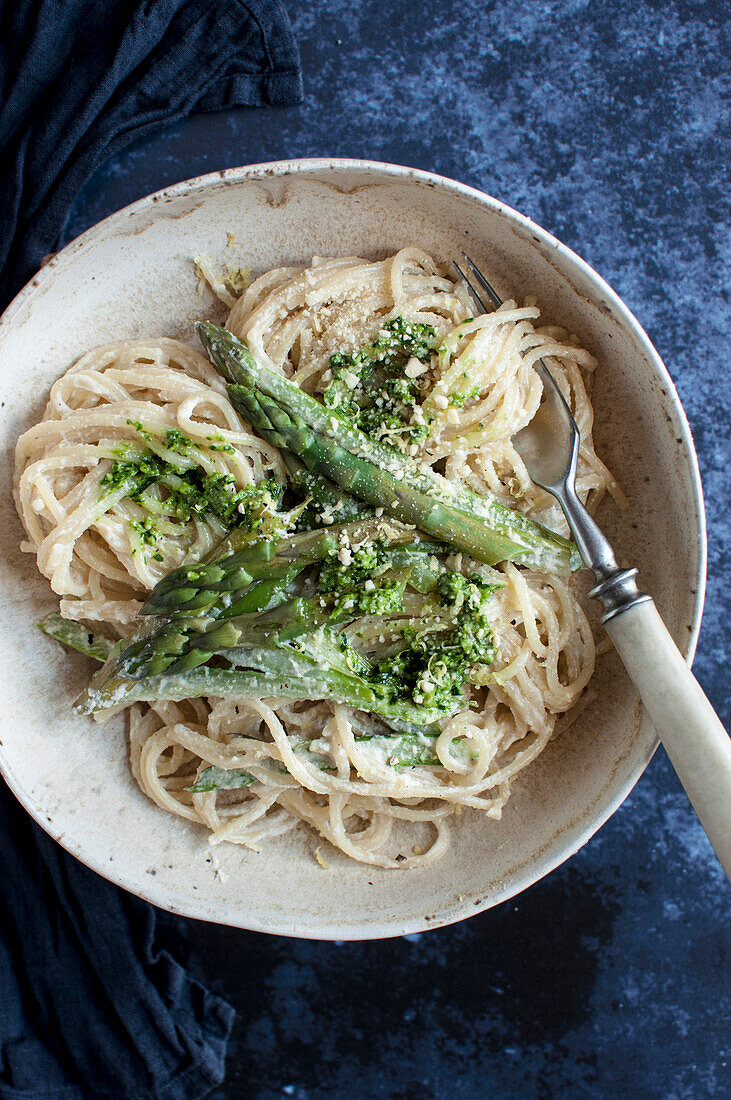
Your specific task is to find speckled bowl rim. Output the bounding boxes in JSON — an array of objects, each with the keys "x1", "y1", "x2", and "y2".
[{"x1": 0, "y1": 158, "x2": 707, "y2": 938}]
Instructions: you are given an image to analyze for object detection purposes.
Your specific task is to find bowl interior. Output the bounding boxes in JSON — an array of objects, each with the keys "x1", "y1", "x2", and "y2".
[{"x1": 0, "y1": 161, "x2": 704, "y2": 938}]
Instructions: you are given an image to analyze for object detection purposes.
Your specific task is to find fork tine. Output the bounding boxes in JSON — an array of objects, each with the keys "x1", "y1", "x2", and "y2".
[
  {"x1": 461, "y1": 253, "x2": 503, "y2": 311},
  {"x1": 452, "y1": 261, "x2": 491, "y2": 316},
  {"x1": 454, "y1": 253, "x2": 580, "y2": 440}
]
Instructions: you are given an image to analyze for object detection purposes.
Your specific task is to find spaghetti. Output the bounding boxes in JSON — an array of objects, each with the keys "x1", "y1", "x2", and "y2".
[{"x1": 15, "y1": 249, "x2": 621, "y2": 868}]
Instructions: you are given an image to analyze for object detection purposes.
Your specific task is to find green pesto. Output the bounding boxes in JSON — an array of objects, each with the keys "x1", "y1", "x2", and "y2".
[
  {"x1": 373, "y1": 574, "x2": 499, "y2": 711},
  {"x1": 447, "y1": 383, "x2": 482, "y2": 408},
  {"x1": 371, "y1": 316, "x2": 437, "y2": 360},
  {"x1": 317, "y1": 543, "x2": 383, "y2": 594},
  {"x1": 100, "y1": 451, "x2": 165, "y2": 492},
  {"x1": 162, "y1": 473, "x2": 282, "y2": 529},
  {"x1": 163, "y1": 427, "x2": 194, "y2": 454},
  {"x1": 101, "y1": 433, "x2": 283, "y2": 534},
  {"x1": 129, "y1": 516, "x2": 157, "y2": 546},
  {"x1": 322, "y1": 316, "x2": 436, "y2": 447},
  {"x1": 126, "y1": 418, "x2": 152, "y2": 440},
  {"x1": 127, "y1": 420, "x2": 236, "y2": 456},
  {"x1": 332, "y1": 580, "x2": 405, "y2": 618}
]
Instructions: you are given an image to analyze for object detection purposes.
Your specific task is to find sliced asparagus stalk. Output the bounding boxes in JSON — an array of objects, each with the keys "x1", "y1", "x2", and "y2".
[{"x1": 186, "y1": 767, "x2": 256, "y2": 792}]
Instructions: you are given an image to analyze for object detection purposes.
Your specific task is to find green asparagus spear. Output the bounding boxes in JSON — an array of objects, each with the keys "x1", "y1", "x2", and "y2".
[
  {"x1": 86, "y1": 568, "x2": 411, "y2": 696},
  {"x1": 75, "y1": 660, "x2": 453, "y2": 727},
  {"x1": 39, "y1": 614, "x2": 116, "y2": 661},
  {"x1": 140, "y1": 516, "x2": 407, "y2": 619},
  {"x1": 230, "y1": 383, "x2": 564, "y2": 571},
  {"x1": 42, "y1": 616, "x2": 448, "y2": 734},
  {"x1": 76, "y1": 565, "x2": 497, "y2": 726},
  {"x1": 197, "y1": 322, "x2": 580, "y2": 573},
  {"x1": 281, "y1": 452, "x2": 373, "y2": 526},
  {"x1": 81, "y1": 517, "x2": 416, "y2": 704}
]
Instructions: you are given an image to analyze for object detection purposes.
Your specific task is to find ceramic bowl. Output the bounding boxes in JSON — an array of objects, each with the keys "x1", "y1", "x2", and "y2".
[{"x1": 0, "y1": 160, "x2": 706, "y2": 938}]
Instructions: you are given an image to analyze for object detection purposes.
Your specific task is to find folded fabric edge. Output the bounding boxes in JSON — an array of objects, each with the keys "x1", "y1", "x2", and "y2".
[
  {"x1": 155, "y1": 982, "x2": 236, "y2": 1100},
  {"x1": 234, "y1": 0, "x2": 303, "y2": 74},
  {"x1": 197, "y1": 68, "x2": 303, "y2": 112}
]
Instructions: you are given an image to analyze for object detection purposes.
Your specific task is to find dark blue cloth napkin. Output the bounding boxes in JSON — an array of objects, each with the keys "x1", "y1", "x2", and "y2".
[
  {"x1": 0, "y1": 0, "x2": 302, "y2": 308},
  {"x1": 0, "y1": 1, "x2": 301, "y2": 1096}
]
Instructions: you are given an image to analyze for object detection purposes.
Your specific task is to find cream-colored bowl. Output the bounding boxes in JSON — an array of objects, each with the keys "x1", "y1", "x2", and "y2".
[{"x1": 0, "y1": 160, "x2": 706, "y2": 938}]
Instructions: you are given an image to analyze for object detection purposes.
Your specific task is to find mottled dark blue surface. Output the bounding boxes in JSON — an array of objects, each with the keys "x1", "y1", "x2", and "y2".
[{"x1": 64, "y1": 1, "x2": 729, "y2": 1095}]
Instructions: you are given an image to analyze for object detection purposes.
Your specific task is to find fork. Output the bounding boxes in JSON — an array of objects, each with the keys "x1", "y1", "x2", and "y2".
[{"x1": 455, "y1": 254, "x2": 731, "y2": 876}]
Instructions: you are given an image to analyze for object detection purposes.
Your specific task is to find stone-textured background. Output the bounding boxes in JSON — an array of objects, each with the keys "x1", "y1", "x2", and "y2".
[{"x1": 64, "y1": 2, "x2": 729, "y2": 1095}]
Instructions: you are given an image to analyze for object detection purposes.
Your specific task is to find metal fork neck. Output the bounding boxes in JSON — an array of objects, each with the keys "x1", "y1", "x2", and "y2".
[
  {"x1": 590, "y1": 567, "x2": 651, "y2": 623},
  {"x1": 558, "y1": 482, "x2": 651, "y2": 623}
]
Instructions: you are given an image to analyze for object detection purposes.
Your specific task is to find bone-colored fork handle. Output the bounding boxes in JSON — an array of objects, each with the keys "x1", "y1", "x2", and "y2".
[{"x1": 604, "y1": 599, "x2": 731, "y2": 876}]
